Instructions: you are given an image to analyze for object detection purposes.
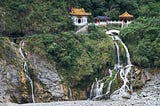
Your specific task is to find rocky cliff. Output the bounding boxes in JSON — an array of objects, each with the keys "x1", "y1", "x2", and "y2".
[{"x1": 0, "y1": 38, "x2": 64, "y2": 103}]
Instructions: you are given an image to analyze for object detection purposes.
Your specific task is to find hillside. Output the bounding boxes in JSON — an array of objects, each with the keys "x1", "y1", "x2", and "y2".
[
  {"x1": 0, "y1": 0, "x2": 160, "y2": 104},
  {"x1": 0, "y1": 0, "x2": 159, "y2": 35}
]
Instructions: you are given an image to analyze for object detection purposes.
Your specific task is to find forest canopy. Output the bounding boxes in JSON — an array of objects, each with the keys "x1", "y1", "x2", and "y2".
[
  {"x1": 0, "y1": 0, "x2": 159, "y2": 35},
  {"x1": 0, "y1": 0, "x2": 159, "y2": 81}
]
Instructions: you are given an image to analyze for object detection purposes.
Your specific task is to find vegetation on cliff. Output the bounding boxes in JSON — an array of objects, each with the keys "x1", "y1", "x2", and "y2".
[
  {"x1": 120, "y1": 0, "x2": 160, "y2": 68},
  {"x1": 26, "y1": 27, "x2": 114, "y2": 82},
  {"x1": 0, "y1": 0, "x2": 159, "y2": 101}
]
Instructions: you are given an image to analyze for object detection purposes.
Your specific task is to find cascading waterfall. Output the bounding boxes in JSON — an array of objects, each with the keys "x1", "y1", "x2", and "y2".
[
  {"x1": 89, "y1": 82, "x2": 95, "y2": 100},
  {"x1": 89, "y1": 30, "x2": 133, "y2": 100},
  {"x1": 19, "y1": 41, "x2": 35, "y2": 103},
  {"x1": 69, "y1": 87, "x2": 73, "y2": 100},
  {"x1": 106, "y1": 80, "x2": 112, "y2": 95},
  {"x1": 113, "y1": 35, "x2": 132, "y2": 95},
  {"x1": 114, "y1": 36, "x2": 131, "y2": 65},
  {"x1": 113, "y1": 41, "x2": 120, "y2": 67},
  {"x1": 95, "y1": 78, "x2": 104, "y2": 97},
  {"x1": 105, "y1": 69, "x2": 113, "y2": 95},
  {"x1": 90, "y1": 78, "x2": 104, "y2": 100}
]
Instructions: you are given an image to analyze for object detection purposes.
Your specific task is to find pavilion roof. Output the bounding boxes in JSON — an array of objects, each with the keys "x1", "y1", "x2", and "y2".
[
  {"x1": 95, "y1": 16, "x2": 109, "y2": 20},
  {"x1": 119, "y1": 11, "x2": 133, "y2": 18},
  {"x1": 69, "y1": 8, "x2": 91, "y2": 16}
]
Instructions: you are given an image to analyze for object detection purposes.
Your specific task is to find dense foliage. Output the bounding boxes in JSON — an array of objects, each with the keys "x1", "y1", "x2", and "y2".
[
  {"x1": 0, "y1": 0, "x2": 74, "y2": 35},
  {"x1": 26, "y1": 28, "x2": 114, "y2": 82},
  {"x1": 120, "y1": 1, "x2": 160, "y2": 68},
  {"x1": 0, "y1": 0, "x2": 159, "y2": 35},
  {"x1": 0, "y1": 0, "x2": 159, "y2": 85}
]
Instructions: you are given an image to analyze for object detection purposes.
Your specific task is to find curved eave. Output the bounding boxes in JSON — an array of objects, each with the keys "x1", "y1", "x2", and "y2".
[
  {"x1": 119, "y1": 15, "x2": 133, "y2": 18},
  {"x1": 70, "y1": 13, "x2": 91, "y2": 16},
  {"x1": 119, "y1": 11, "x2": 133, "y2": 18}
]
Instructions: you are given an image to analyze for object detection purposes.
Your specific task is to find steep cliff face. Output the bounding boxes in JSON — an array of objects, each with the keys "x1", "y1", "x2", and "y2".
[
  {"x1": 29, "y1": 55, "x2": 64, "y2": 102},
  {"x1": 0, "y1": 38, "x2": 23, "y2": 103},
  {"x1": 0, "y1": 38, "x2": 64, "y2": 103},
  {"x1": 0, "y1": 37, "x2": 155, "y2": 103}
]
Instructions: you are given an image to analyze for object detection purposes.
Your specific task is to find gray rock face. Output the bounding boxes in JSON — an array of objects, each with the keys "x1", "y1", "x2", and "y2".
[
  {"x1": 0, "y1": 61, "x2": 22, "y2": 103},
  {"x1": 144, "y1": 71, "x2": 152, "y2": 81},
  {"x1": 0, "y1": 39, "x2": 64, "y2": 103},
  {"x1": 29, "y1": 55, "x2": 64, "y2": 98}
]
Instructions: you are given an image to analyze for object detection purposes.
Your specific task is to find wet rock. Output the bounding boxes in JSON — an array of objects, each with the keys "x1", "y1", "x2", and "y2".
[
  {"x1": 122, "y1": 92, "x2": 131, "y2": 99},
  {"x1": 141, "y1": 92, "x2": 147, "y2": 97},
  {"x1": 141, "y1": 72, "x2": 147, "y2": 84},
  {"x1": 133, "y1": 80, "x2": 145, "y2": 89},
  {"x1": 144, "y1": 71, "x2": 152, "y2": 81},
  {"x1": 134, "y1": 67, "x2": 141, "y2": 75}
]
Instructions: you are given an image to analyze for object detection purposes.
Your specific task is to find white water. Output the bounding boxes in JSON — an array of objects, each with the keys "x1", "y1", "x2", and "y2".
[
  {"x1": 95, "y1": 78, "x2": 104, "y2": 97},
  {"x1": 89, "y1": 82, "x2": 95, "y2": 100},
  {"x1": 106, "y1": 80, "x2": 112, "y2": 95},
  {"x1": 19, "y1": 41, "x2": 35, "y2": 103},
  {"x1": 24, "y1": 61, "x2": 35, "y2": 103},
  {"x1": 69, "y1": 87, "x2": 73, "y2": 100},
  {"x1": 114, "y1": 42, "x2": 120, "y2": 66},
  {"x1": 89, "y1": 30, "x2": 133, "y2": 100},
  {"x1": 19, "y1": 48, "x2": 25, "y2": 59},
  {"x1": 113, "y1": 35, "x2": 132, "y2": 94},
  {"x1": 114, "y1": 36, "x2": 131, "y2": 65}
]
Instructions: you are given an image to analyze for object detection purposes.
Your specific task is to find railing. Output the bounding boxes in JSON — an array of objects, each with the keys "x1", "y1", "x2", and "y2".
[{"x1": 89, "y1": 20, "x2": 133, "y2": 28}]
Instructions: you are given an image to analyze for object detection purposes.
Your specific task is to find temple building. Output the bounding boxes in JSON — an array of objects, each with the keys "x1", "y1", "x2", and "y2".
[
  {"x1": 69, "y1": 8, "x2": 91, "y2": 26},
  {"x1": 119, "y1": 11, "x2": 134, "y2": 28},
  {"x1": 95, "y1": 16, "x2": 109, "y2": 26},
  {"x1": 119, "y1": 11, "x2": 133, "y2": 22}
]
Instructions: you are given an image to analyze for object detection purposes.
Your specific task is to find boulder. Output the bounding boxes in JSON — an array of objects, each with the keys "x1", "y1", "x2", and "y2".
[
  {"x1": 144, "y1": 71, "x2": 152, "y2": 81},
  {"x1": 122, "y1": 92, "x2": 131, "y2": 99}
]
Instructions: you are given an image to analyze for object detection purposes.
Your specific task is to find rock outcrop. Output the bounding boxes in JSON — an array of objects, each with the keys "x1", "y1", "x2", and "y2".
[{"x1": 0, "y1": 38, "x2": 64, "y2": 103}]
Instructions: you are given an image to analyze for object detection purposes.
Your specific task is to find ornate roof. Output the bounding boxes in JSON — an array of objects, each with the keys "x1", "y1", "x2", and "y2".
[
  {"x1": 119, "y1": 11, "x2": 133, "y2": 18},
  {"x1": 95, "y1": 16, "x2": 109, "y2": 20},
  {"x1": 69, "y1": 8, "x2": 91, "y2": 16}
]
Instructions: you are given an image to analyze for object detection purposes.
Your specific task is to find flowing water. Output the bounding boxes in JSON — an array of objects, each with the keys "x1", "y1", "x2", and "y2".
[
  {"x1": 106, "y1": 80, "x2": 112, "y2": 95},
  {"x1": 89, "y1": 82, "x2": 95, "y2": 100},
  {"x1": 113, "y1": 41, "x2": 120, "y2": 67},
  {"x1": 69, "y1": 87, "x2": 73, "y2": 100},
  {"x1": 19, "y1": 41, "x2": 35, "y2": 103},
  {"x1": 113, "y1": 35, "x2": 132, "y2": 95},
  {"x1": 89, "y1": 30, "x2": 133, "y2": 100}
]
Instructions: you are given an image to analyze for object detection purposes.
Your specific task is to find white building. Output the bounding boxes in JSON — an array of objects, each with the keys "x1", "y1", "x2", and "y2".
[{"x1": 69, "y1": 8, "x2": 91, "y2": 26}]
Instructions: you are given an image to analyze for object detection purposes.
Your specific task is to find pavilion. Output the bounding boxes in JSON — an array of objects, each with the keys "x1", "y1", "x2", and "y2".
[
  {"x1": 95, "y1": 16, "x2": 109, "y2": 25},
  {"x1": 119, "y1": 11, "x2": 133, "y2": 28},
  {"x1": 119, "y1": 11, "x2": 133, "y2": 22},
  {"x1": 69, "y1": 8, "x2": 91, "y2": 26}
]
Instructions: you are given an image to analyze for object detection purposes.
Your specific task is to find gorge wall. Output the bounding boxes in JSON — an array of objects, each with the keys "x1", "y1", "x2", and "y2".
[
  {"x1": 0, "y1": 36, "x2": 156, "y2": 103},
  {"x1": 0, "y1": 38, "x2": 65, "y2": 103}
]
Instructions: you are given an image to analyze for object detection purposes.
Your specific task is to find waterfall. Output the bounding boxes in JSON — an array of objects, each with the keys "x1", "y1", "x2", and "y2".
[
  {"x1": 69, "y1": 87, "x2": 73, "y2": 100},
  {"x1": 89, "y1": 29, "x2": 133, "y2": 100},
  {"x1": 114, "y1": 36, "x2": 131, "y2": 65},
  {"x1": 24, "y1": 61, "x2": 35, "y2": 103},
  {"x1": 89, "y1": 82, "x2": 95, "y2": 100},
  {"x1": 114, "y1": 42, "x2": 120, "y2": 67},
  {"x1": 106, "y1": 80, "x2": 112, "y2": 95},
  {"x1": 19, "y1": 41, "x2": 35, "y2": 103},
  {"x1": 19, "y1": 47, "x2": 25, "y2": 59},
  {"x1": 113, "y1": 35, "x2": 132, "y2": 95},
  {"x1": 95, "y1": 78, "x2": 104, "y2": 97}
]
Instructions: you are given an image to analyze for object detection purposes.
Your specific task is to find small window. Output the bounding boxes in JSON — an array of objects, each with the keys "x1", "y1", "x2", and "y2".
[{"x1": 78, "y1": 18, "x2": 81, "y2": 23}]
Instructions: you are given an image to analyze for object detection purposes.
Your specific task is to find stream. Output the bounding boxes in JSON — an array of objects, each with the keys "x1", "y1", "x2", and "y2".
[
  {"x1": 19, "y1": 41, "x2": 35, "y2": 103},
  {"x1": 89, "y1": 30, "x2": 133, "y2": 100}
]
